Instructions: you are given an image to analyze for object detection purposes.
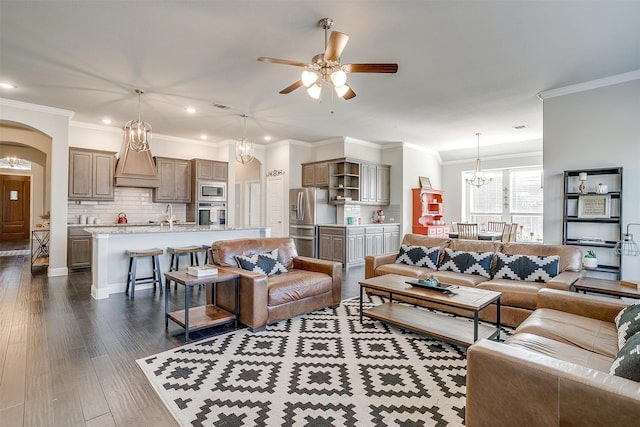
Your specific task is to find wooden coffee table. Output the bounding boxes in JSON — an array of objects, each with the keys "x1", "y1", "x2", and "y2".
[{"x1": 359, "y1": 274, "x2": 501, "y2": 347}]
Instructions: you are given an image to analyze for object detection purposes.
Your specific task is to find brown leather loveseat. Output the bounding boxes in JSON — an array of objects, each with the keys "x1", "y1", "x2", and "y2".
[
  {"x1": 466, "y1": 289, "x2": 640, "y2": 426},
  {"x1": 210, "y1": 237, "x2": 342, "y2": 331},
  {"x1": 365, "y1": 234, "x2": 583, "y2": 326}
]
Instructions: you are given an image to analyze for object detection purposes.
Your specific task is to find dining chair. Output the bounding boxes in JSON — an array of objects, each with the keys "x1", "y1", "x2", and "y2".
[
  {"x1": 457, "y1": 223, "x2": 479, "y2": 240},
  {"x1": 509, "y1": 223, "x2": 519, "y2": 242},
  {"x1": 487, "y1": 221, "x2": 506, "y2": 232},
  {"x1": 500, "y1": 223, "x2": 512, "y2": 242},
  {"x1": 451, "y1": 221, "x2": 458, "y2": 232}
]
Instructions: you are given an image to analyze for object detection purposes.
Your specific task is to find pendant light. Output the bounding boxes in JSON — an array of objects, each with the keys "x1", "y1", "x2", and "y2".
[
  {"x1": 466, "y1": 133, "x2": 492, "y2": 187},
  {"x1": 235, "y1": 114, "x2": 254, "y2": 164},
  {"x1": 124, "y1": 89, "x2": 152, "y2": 152}
]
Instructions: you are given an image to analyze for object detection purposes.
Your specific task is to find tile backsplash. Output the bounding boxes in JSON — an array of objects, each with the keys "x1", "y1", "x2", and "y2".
[{"x1": 68, "y1": 187, "x2": 186, "y2": 225}]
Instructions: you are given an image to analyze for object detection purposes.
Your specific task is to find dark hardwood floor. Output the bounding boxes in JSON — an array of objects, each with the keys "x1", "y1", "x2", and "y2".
[{"x1": 0, "y1": 240, "x2": 363, "y2": 426}]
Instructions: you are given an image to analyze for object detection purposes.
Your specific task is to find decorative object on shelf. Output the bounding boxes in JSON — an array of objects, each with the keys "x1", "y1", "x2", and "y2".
[
  {"x1": 578, "y1": 172, "x2": 588, "y2": 194},
  {"x1": 39, "y1": 210, "x2": 50, "y2": 225},
  {"x1": 419, "y1": 176, "x2": 432, "y2": 189},
  {"x1": 257, "y1": 17, "x2": 398, "y2": 101},
  {"x1": 577, "y1": 194, "x2": 611, "y2": 218},
  {"x1": 117, "y1": 212, "x2": 128, "y2": 224},
  {"x1": 465, "y1": 133, "x2": 492, "y2": 187},
  {"x1": 583, "y1": 250, "x2": 598, "y2": 270},
  {"x1": 124, "y1": 89, "x2": 152, "y2": 152},
  {"x1": 266, "y1": 169, "x2": 285, "y2": 177},
  {"x1": 615, "y1": 223, "x2": 640, "y2": 256},
  {"x1": 596, "y1": 183, "x2": 609, "y2": 194},
  {"x1": 375, "y1": 209, "x2": 385, "y2": 224},
  {"x1": 235, "y1": 114, "x2": 254, "y2": 164}
]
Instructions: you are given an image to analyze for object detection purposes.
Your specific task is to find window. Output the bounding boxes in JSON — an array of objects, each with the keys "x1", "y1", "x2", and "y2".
[{"x1": 464, "y1": 167, "x2": 543, "y2": 240}]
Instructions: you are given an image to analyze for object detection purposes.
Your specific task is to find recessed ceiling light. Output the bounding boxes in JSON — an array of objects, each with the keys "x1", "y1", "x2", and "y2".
[
  {"x1": 212, "y1": 103, "x2": 231, "y2": 110},
  {"x1": 101, "y1": 118, "x2": 112, "y2": 125},
  {"x1": 0, "y1": 82, "x2": 16, "y2": 89},
  {"x1": 264, "y1": 136, "x2": 272, "y2": 141},
  {"x1": 513, "y1": 124, "x2": 528, "y2": 130},
  {"x1": 200, "y1": 134, "x2": 208, "y2": 140},
  {"x1": 185, "y1": 107, "x2": 196, "y2": 114}
]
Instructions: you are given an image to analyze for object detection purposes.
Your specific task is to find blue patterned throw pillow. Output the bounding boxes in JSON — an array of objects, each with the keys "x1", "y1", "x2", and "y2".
[
  {"x1": 610, "y1": 331, "x2": 640, "y2": 382},
  {"x1": 493, "y1": 253, "x2": 559, "y2": 283},
  {"x1": 438, "y1": 248, "x2": 494, "y2": 278},
  {"x1": 235, "y1": 249, "x2": 288, "y2": 276},
  {"x1": 395, "y1": 245, "x2": 440, "y2": 269},
  {"x1": 614, "y1": 302, "x2": 640, "y2": 348}
]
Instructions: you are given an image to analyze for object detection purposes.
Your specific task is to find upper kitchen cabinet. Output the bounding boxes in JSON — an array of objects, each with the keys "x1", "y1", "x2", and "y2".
[
  {"x1": 68, "y1": 148, "x2": 115, "y2": 201},
  {"x1": 301, "y1": 161, "x2": 329, "y2": 187},
  {"x1": 194, "y1": 159, "x2": 228, "y2": 181},
  {"x1": 360, "y1": 162, "x2": 390, "y2": 205},
  {"x1": 153, "y1": 157, "x2": 192, "y2": 203}
]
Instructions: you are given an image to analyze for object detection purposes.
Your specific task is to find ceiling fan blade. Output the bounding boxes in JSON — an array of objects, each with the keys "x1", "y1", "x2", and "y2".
[
  {"x1": 324, "y1": 31, "x2": 349, "y2": 62},
  {"x1": 257, "y1": 57, "x2": 309, "y2": 67},
  {"x1": 279, "y1": 80, "x2": 303, "y2": 94},
  {"x1": 343, "y1": 87, "x2": 356, "y2": 100},
  {"x1": 345, "y1": 63, "x2": 398, "y2": 73}
]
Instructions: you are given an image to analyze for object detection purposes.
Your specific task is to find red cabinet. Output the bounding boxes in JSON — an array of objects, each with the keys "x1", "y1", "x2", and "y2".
[{"x1": 412, "y1": 188, "x2": 449, "y2": 237}]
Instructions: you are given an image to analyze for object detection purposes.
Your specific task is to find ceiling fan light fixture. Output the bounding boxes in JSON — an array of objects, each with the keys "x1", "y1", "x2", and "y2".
[
  {"x1": 235, "y1": 114, "x2": 254, "y2": 164},
  {"x1": 124, "y1": 89, "x2": 152, "y2": 152},
  {"x1": 334, "y1": 84, "x2": 349, "y2": 98},
  {"x1": 307, "y1": 83, "x2": 322, "y2": 99},
  {"x1": 301, "y1": 70, "x2": 319, "y2": 87},
  {"x1": 330, "y1": 69, "x2": 347, "y2": 87}
]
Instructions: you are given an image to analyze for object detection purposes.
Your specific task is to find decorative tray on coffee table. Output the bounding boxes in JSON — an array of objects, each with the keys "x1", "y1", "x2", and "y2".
[{"x1": 405, "y1": 279, "x2": 458, "y2": 294}]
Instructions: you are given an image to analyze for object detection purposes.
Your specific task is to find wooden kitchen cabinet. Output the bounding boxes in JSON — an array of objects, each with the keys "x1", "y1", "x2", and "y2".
[
  {"x1": 347, "y1": 227, "x2": 365, "y2": 265},
  {"x1": 194, "y1": 159, "x2": 228, "y2": 181},
  {"x1": 318, "y1": 226, "x2": 345, "y2": 264},
  {"x1": 359, "y1": 162, "x2": 391, "y2": 206},
  {"x1": 302, "y1": 162, "x2": 329, "y2": 187},
  {"x1": 153, "y1": 157, "x2": 191, "y2": 203},
  {"x1": 383, "y1": 225, "x2": 400, "y2": 253},
  {"x1": 365, "y1": 226, "x2": 384, "y2": 256},
  {"x1": 68, "y1": 148, "x2": 115, "y2": 201},
  {"x1": 68, "y1": 227, "x2": 92, "y2": 270}
]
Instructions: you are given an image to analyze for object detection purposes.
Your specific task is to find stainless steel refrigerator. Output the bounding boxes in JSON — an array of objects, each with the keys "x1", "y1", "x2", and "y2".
[{"x1": 289, "y1": 188, "x2": 335, "y2": 258}]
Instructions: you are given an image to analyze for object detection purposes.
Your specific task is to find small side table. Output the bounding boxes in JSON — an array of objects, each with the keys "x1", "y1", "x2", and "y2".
[
  {"x1": 164, "y1": 268, "x2": 240, "y2": 342},
  {"x1": 573, "y1": 277, "x2": 640, "y2": 299}
]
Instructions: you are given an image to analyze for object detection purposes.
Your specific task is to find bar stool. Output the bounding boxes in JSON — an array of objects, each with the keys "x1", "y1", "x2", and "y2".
[
  {"x1": 201, "y1": 244, "x2": 212, "y2": 264},
  {"x1": 125, "y1": 248, "x2": 164, "y2": 299},
  {"x1": 167, "y1": 245, "x2": 201, "y2": 289}
]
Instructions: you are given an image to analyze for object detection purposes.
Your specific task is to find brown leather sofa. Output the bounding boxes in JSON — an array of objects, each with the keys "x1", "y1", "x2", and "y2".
[
  {"x1": 365, "y1": 234, "x2": 583, "y2": 326},
  {"x1": 209, "y1": 237, "x2": 342, "y2": 331},
  {"x1": 466, "y1": 289, "x2": 640, "y2": 426}
]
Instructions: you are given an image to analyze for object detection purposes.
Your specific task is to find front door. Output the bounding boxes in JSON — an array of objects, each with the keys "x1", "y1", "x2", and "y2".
[{"x1": 1, "y1": 175, "x2": 31, "y2": 240}]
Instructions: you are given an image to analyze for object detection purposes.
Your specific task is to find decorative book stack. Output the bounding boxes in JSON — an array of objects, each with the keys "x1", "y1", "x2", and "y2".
[{"x1": 187, "y1": 265, "x2": 219, "y2": 277}]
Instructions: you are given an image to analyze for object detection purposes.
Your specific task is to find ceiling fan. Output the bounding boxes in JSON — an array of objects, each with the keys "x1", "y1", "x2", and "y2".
[{"x1": 257, "y1": 18, "x2": 398, "y2": 100}]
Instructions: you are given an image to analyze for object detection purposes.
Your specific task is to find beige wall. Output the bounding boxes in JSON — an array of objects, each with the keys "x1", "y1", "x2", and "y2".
[{"x1": 543, "y1": 79, "x2": 640, "y2": 282}]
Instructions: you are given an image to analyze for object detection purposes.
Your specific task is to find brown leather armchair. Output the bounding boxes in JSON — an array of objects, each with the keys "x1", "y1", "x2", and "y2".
[{"x1": 209, "y1": 237, "x2": 342, "y2": 331}]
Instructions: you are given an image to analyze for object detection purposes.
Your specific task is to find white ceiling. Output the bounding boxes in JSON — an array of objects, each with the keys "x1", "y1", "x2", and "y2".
[{"x1": 1, "y1": 1, "x2": 639, "y2": 153}]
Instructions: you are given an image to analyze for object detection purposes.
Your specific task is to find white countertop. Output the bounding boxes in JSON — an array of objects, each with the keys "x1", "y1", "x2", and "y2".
[
  {"x1": 318, "y1": 223, "x2": 400, "y2": 228},
  {"x1": 84, "y1": 225, "x2": 269, "y2": 235},
  {"x1": 68, "y1": 221, "x2": 196, "y2": 228}
]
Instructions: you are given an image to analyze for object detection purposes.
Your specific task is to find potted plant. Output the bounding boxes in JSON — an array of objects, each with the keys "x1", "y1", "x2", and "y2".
[{"x1": 583, "y1": 250, "x2": 598, "y2": 270}]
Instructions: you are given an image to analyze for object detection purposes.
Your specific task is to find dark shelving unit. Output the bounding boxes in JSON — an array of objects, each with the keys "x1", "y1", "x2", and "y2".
[{"x1": 562, "y1": 167, "x2": 623, "y2": 279}]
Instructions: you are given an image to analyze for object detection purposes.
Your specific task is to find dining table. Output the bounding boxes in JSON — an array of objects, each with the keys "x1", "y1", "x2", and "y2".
[{"x1": 448, "y1": 231, "x2": 503, "y2": 241}]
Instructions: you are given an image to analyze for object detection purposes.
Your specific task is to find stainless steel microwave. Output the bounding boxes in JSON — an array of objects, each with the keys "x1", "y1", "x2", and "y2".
[{"x1": 197, "y1": 181, "x2": 226, "y2": 202}]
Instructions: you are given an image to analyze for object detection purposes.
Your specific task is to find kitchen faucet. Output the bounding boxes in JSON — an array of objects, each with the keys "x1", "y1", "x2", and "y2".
[{"x1": 166, "y1": 203, "x2": 174, "y2": 229}]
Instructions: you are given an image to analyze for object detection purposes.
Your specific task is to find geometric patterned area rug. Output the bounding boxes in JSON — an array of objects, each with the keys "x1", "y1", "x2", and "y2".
[{"x1": 137, "y1": 295, "x2": 497, "y2": 426}]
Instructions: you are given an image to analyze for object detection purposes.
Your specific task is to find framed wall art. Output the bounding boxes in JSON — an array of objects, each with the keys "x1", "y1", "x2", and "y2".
[
  {"x1": 578, "y1": 194, "x2": 611, "y2": 219},
  {"x1": 419, "y1": 176, "x2": 432, "y2": 189}
]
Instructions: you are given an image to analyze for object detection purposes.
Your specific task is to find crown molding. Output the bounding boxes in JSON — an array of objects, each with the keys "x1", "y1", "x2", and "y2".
[
  {"x1": 1, "y1": 97, "x2": 74, "y2": 118},
  {"x1": 442, "y1": 151, "x2": 543, "y2": 166},
  {"x1": 537, "y1": 70, "x2": 640, "y2": 100}
]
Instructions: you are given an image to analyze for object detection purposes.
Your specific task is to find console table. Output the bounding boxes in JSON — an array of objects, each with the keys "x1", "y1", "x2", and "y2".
[{"x1": 573, "y1": 277, "x2": 640, "y2": 299}]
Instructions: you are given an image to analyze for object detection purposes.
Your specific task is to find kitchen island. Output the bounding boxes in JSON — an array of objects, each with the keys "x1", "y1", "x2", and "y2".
[{"x1": 85, "y1": 225, "x2": 270, "y2": 299}]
